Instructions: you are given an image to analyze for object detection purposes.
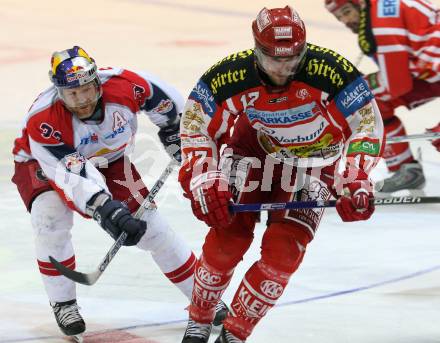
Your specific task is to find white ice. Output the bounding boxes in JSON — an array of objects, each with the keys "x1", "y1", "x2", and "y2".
[{"x1": 0, "y1": 1, "x2": 439, "y2": 342}]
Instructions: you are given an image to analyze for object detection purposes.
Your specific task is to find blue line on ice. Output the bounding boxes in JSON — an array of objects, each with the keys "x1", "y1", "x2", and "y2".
[{"x1": 3, "y1": 264, "x2": 439, "y2": 342}]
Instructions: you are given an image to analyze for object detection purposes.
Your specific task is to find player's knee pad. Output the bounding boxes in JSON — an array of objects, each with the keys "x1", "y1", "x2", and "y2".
[
  {"x1": 261, "y1": 222, "x2": 311, "y2": 274},
  {"x1": 203, "y1": 222, "x2": 254, "y2": 270},
  {"x1": 31, "y1": 191, "x2": 73, "y2": 247},
  {"x1": 136, "y1": 209, "x2": 176, "y2": 253}
]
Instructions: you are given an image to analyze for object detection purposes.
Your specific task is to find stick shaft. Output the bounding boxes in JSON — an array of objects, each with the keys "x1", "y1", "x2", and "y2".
[
  {"x1": 49, "y1": 159, "x2": 178, "y2": 285},
  {"x1": 387, "y1": 132, "x2": 440, "y2": 144},
  {"x1": 230, "y1": 196, "x2": 440, "y2": 213}
]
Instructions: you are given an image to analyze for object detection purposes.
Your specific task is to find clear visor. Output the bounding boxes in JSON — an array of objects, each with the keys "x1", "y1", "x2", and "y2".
[
  {"x1": 58, "y1": 79, "x2": 102, "y2": 110},
  {"x1": 255, "y1": 46, "x2": 307, "y2": 78}
]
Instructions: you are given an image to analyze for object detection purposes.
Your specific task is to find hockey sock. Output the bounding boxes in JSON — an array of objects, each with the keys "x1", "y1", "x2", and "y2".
[
  {"x1": 189, "y1": 254, "x2": 234, "y2": 323},
  {"x1": 153, "y1": 250, "x2": 196, "y2": 299},
  {"x1": 224, "y1": 260, "x2": 290, "y2": 340}
]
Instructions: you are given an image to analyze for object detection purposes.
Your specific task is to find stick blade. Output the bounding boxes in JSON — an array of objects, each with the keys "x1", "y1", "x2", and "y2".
[{"x1": 48, "y1": 256, "x2": 99, "y2": 285}]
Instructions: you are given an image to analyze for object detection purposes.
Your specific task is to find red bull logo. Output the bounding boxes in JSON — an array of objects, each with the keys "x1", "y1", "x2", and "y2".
[{"x1": 66, "y1": 65, "x2": 84, "y2": 74}]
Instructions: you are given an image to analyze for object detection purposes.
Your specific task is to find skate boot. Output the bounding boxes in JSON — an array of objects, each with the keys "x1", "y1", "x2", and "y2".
[
  {"x1": 181, "y1": 318, "x2": 212, "y2": 343},
  {"x1": 213, "y1": 300, "x2": 229, "y2": 326},
  {"x1": 215, "y1": 327, "x2": 246, "y2": 343},
  {"x1": 51, "y1": 299, "x2": 85, "y2": 341},
  {"x1": 377, "y1": 162, "x2": 425, "y2": 193}
]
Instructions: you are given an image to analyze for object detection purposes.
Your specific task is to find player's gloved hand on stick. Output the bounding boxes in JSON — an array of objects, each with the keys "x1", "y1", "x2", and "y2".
[
  {"x1": 158, "y1": 122, "x2": 182, "y2": 163},
  {"x1": 188, "y1": 170, "x2": 234, "y2": 229},
  {"x1": 88, "y1": 193, "x2": 146, "y2": 246},
  {"x1": 335, "y1": 167, "x2": 375, "y2": 222},
  {"x1": 427, "y1": 122, "x2": 440, "y2": 152}
]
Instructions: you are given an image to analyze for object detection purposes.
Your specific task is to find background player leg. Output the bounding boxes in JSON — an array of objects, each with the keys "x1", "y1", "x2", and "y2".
[
  {"x1": 375, "y1": 100, "x2": 425, "y2": 193},
  {"x1": 136, "y1": 208, "x2": 196, "y2": 298}
]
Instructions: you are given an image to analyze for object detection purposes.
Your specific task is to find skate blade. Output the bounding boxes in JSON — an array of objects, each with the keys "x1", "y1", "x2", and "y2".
[{"x1": 71, "y1": 334, "x2": 83, "y2": 343}]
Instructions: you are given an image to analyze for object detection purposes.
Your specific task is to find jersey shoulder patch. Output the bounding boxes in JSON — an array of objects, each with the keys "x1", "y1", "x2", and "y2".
[
  {"x1": 200, "y1": 49, "x2": 260, "y2": 104},
  {"x1": 101, "y1": 70, "x2": 150, "y2": 112},
  {"x1": 296, "y1": 43, "x2": 361, "y2": 99}
]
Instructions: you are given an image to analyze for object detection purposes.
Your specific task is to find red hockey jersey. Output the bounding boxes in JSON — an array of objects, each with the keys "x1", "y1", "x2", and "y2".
[
  {"x1": 359, "y1": 0, "x2": 440, "y2": 99},
  {"x1": 179, "y1": 45, "x2": 385, "y2": 186}
]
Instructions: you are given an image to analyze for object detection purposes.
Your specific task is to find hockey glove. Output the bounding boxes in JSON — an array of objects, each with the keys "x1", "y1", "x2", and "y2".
[
  {"x1": 91, "y1": 196, "x2": 146, "y2": 246},
  {"x1": 427, "y1": 122, "x2": 440, "y2": 152},
  {"x1": 158, "y1": 122, "x2": 181, "y2": 163},
  {"x1": 188, "y1": 171, "x2": 234, "y2": 229},
  {"x1": 335, "y1": 168, "x2": 375, "y2": 222}
]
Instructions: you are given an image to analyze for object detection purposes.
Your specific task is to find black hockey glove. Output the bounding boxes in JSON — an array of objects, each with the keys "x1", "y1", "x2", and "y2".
[
  {"x1": 158, "y1": 122, "x2": 181, "y2": 163},
  {"x1": 93, "y1": 200, "x2": 146, "y2": 246}
]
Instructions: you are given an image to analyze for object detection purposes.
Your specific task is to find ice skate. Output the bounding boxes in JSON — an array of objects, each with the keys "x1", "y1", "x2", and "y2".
[
  {"x1": 376, "y1": 162, "x2": 426, "y2": 194},
  {"x1": 215, "y1": 327, "x2": 245, "y2": 343},
  {"x1": 51, "y1": 300, "x2": 85, "y2": 339},
  {"x1": 181, "y1": 318, "x2": 212, "y2": 343},
  {"x1": 213, "y1": 300, "x2": 229, "y2": 326}
]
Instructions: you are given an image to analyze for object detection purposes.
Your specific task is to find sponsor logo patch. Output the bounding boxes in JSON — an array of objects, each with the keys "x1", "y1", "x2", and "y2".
[
  {"x1": 210, "y1": 68, "x2": 247, "y2": 95},
  {"x1": 378, "y1": 0, "x2": 399, "y2": 18},
  {"x1": 62, "y1": 152, "x2": 86, "y2": 174},
  {"x1": 268, "y1": 96, "x2": 288, "y2": 104},
  {"x1": 296, "y1": 88, "x2": 310, "y2": 100},
  {"x1": 133, "y1": 84, "x2": 146, "y2": 103},
  {"x1": 335, "y1": 77, "x2": 373, "y2": 117},
  {"x1": 347, "y1": 138, "x2": 381, "y2": 156},
  {"x1": 256, "y1": 8, "x2": 272, "y2": 31},
  {"x1": 79, "y1": 133, "x2": 99, "y2": 145},
  {"x1": 247, "y1": 102, "x2": 317, "y2": 126},
  {"x1": 196, "y1": 266, "x2": 221, "y2": 286},
  {"x1": 260, "y1": 280, "x2": 284, "y2": 299},
  {"x1": 189, "y1": 81, "x2": 217, "y2": 117},
  {"x1": 152, "y1": 99, "x2": 174, "y2": 115},
  {"x1": 274, "y1": 26, "x2": 293, "y2": 39},
  {"x1": 274, "y1": 46, "x2": 294, "y2": 56}
]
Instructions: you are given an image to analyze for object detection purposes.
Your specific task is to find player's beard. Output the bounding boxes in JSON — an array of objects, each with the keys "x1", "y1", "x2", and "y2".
[
  {"x1": 68, "y1": 101, "x2": 98, "y2": 120},
  {"x1": 347, "y1": 21, "x2": 359, "y2": 33},
  {"x1": 268, "y1": 73, "x2": 290, "y2": 86}
]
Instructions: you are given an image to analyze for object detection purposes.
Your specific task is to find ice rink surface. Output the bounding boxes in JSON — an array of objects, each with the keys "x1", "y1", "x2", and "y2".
[{"x1": 0, "y1": 0, "x2": 439, "y2": 342}]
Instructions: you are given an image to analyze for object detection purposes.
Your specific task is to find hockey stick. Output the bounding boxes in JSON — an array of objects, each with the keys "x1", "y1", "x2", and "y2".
[
  {"x1": 49, "y1": 159, "x2": 179, "y2": 285},
  {"x1": 387, "y1": 131, "x2": 440, "y2": 144},
  {"x1": 354, "y1": 52, "x2": 364, "y2": 67},
  {"x1": 230, "y1": 195, "x2": 440, "y2": 213}
]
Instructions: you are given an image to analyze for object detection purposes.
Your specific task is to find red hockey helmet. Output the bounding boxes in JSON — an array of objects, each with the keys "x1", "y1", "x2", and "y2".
[
  {"x1": 252, "y1": 6, "x2": 306, "y2": 58},
  {"x1": 325, "y1": 0, "x2": 360, "y2": 13}
]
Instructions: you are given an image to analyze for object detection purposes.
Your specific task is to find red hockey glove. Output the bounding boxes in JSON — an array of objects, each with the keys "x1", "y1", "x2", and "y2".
[
  {"x1": 189, "y1": 171, "x2": 234, "y2": 229},
  {"x1": 335, "y1": 168, "x2": 375, "y2": 222},
  {"x1": 427, "y1": 122, "x2": 440, "y2": 152}
]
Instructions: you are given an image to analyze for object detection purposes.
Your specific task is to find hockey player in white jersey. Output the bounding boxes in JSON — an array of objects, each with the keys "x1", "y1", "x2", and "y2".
[{"x1": 11, "y1": 46, "x2": 224, "y2": 340}]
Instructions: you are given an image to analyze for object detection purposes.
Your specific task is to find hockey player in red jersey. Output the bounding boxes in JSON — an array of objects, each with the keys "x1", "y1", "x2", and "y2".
[
  {"x1": 11, "y1": 46, "x2": 199, "y2": 340},
  {"x1": 179, "y1": 6, "x2": 384, "y2": 343},
  {"x1": 325, "y1": 0, "x2": 440, "y2": 192}
]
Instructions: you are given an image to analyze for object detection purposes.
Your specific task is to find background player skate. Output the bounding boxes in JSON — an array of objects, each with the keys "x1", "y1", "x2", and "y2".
[
  {"x1": 178, "y1": 6, "x2": 384, "y2": 343},
  {"x1": 325, "y1": 0, "x2": 440, "y2": 193},
  {"x1": 12, "y1": 46, "x2": 197, "y2": 341}
]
